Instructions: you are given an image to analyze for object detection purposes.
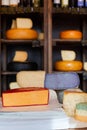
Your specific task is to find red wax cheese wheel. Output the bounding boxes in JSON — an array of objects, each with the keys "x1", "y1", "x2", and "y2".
[
  {"x1": 6, "y1": 29, "x2": 38, "y2": 40},
  {"x1": 60, "y1": 30, "x2": 82, "y2": 39},
  {"x1": 54, "y1": 61, "x2": 83, "y2": 71},
  {"x1": 2, "y1": 87, "x2": 49, "y2": 107}
]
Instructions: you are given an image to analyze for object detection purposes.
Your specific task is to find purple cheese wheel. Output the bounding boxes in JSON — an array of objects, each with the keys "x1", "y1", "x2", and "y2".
[{"x1": 44, "y1": 72, "x2": 80, "y2": 90}]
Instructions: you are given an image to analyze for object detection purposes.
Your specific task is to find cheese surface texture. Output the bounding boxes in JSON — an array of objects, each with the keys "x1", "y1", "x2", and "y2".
[
  {"x1": 17, "y1": 71, "x2": 45, "y2": 88},
  {"x1": 61, "y1": 50, "x2": 76, "y2": 61},
  {"x1": 13, "y1": 51, "x2": 28, "y2": 62},
  {"x1": 63, "y1": 90, "x2": 87, "y2": 117},
  {"x1": 2, "y1": 88, "x2": 49, "y2": 107}
]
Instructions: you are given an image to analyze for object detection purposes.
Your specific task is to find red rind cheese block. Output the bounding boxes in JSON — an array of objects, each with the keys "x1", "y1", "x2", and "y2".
[
  {"x1": 54, "y1": 61, "x2": 83, "y2": 71},
  {"x1": 6, "y1": 29, "x2": 38, "y2": 40},
  {"x1": 60, "y1": 30, "x2": 82, "y2": 39},
  {"x1": 2, "y1": 87, "x2": 49, "y2": 107}
]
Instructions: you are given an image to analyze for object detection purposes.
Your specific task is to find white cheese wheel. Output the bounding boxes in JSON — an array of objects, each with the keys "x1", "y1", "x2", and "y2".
[
  {"x1": 13, "y1": 51, "x2": 28, "y2": 62},
  {"x1": 61, "y1": 50, "x2": 76, "y2": 61},
  {"x1": 17, "y1": 71, "x2": 46, "y2": 88},
  {"x1": 16, "y1": 18, "x2": 33, "y2": 29}
]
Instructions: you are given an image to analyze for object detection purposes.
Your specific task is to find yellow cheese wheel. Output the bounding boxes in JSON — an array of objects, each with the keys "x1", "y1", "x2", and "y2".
[
  {"x1": 60, "y1": 30, "x2": 82, "y2": 39},
  {"x1": 6, "y1": 29, "x2": 38, "y2": 40},
  {"x1": 54, "y1": 61, "x2": 83, "y2": 71}
]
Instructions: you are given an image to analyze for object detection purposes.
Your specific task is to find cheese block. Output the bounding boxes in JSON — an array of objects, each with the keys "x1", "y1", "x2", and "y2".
[
  {"x1": 54, "y1": 61, "x2": 83, "y2": 71},
  {"x1": 7, "y1": 61, "x2": 38, "y2": 71},
  {"x1": 60, "y1": 30, "x2": 82, "y2": 39},
  {"x1": 17, "y1": 71, "x2": 45, "y2": 88},
  {"x1": 44, "y1": 72, "x2": 80, "y2": 90},
  {"x1": 9, "y1": 82, "x2": 20, "y2": 89},
  {"x1": 83, "y1": 62, "x2": 87, "y2": 71},
  {"x1": 63, "y1": 89, "x2": 87, "y2": 117},
  {"x1": 13, "y1": 51, "x2": 28, "y2": 62},
  {"x1": 61, "y1": 50, "x2": 76, "y2": 61},
  {"x1": 6, "y1": 29, "x2": 38, "y2": 40},
  {"x1": 2, "y1": 87, "x2": 49, "y2": 107},
  {"x1": 75, "y1": 102, "x2": 87, "y2": 122},
  {"x1": 16, "y1": 18, "x2": 33, "y2": 29}
]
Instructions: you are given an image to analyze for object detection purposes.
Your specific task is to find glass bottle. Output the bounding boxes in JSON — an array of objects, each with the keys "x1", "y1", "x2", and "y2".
[
  {"x1": 61, "y1": 0, "x2": 69, "y2": 8},
  {"x1": 77, "y1": 0, "x2": 84, "y2": 8},
  {"x1": 53, "y1": 0, "x2": 61, "y2": 8},
  {"x1": 69, "y1": 0, "x2": 77, "y2": 8},
  {"x1": 33, "y1": 0, "x2": 40, "y2": 7},
  {"x1": 84, "y1": 0, "x2": 87, "y2": 7},
  {"x1": 1, "y1": 0, "x2": 10, "y2": 7}
]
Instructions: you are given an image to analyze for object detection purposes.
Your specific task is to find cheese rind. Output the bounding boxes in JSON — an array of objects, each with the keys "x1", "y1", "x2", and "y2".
[
  {"x1": 2, "y1": 88, "x2": 49, "y2": 107},
  {"x1": 13, "y1": 51, "x2": 28, "y2": 62},
  {"x1": 61, "y1": 50, "x2": 76, "y2": 61},
  {"x1": 60, "y1": 30, "x2": 82, "y2": 39},
  {"x1": 54, "y1": 61, "x2": 83, "y2": 71},
  {"x1": 6, "y1": 29, "x2": 38, "y2": 40}
]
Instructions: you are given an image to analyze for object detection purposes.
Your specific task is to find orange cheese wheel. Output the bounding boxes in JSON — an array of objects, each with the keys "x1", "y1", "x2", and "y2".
[
  {"x1": 54, "y1": 61, "x2": 83, "y2": 71},
  {"x1": 60, "y1": 30, "x2": 82, "y2": 39},
  {"x1": 6, "y1": 29, "x2": 38, "y2": 40}
]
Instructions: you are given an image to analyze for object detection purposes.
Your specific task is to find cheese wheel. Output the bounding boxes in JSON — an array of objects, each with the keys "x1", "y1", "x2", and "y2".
[
  {"x1": 45, "y1": 72, "x2": 80, "y2": 90},
  {"x1": 6, "y1": 29, "x2": 38, "y2": 40},
  {"x1": 2, "y1": 87, "x2": 49, "y2": 107},
  {"x1": 60, "y1": 30, "x2": 82, "y2": 39},
  {"x1": 54, "y1": 61, "x2": 83, "y2": 71},
  {"x1": 7, "y1": 61, "x2": 38, "y2": 71}
]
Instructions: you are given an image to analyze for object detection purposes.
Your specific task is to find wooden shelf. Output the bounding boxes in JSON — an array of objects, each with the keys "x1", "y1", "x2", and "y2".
[
  {"x1": 0, "y1": 7, "x2": 43, "y2": 14},
  {"x1": 52, "y1": 7, "x2": 87, "y2": 15}
]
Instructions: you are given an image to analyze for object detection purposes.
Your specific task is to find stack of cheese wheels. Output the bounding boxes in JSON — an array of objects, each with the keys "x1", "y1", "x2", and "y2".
[
  {"x1": 6, "y1": 18, "x2": 38, "y2": 40},
  {"x1": 60, "y1": 30, "x2": 82, "y2": 39},
  {"x1": 54, "y1": 50, "x2": 83, "y2": 71}
]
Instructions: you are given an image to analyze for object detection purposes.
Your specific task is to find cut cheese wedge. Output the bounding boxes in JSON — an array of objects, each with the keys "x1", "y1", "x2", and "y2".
[
  {"x1": 2, "y1": 87, "x2": 49, "y2": 107},
  {"x1": 13, "y1": 51, "x2": 28, "y2": 62},
  {"x1": 9, "y1": 82, "x2": 20, "y2": 89},
  {"x1": 16, "y1": 18, "x2": 33, "y2": 29},
  {"x1": 63, "y1": 89, "x2": 87, "y2": 117},
  {"x1": 61, "y1": 50, "x2": 76, "y2": 61}
]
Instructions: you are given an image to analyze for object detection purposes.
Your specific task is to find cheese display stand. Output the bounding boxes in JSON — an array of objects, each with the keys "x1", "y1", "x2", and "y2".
[{"x1": 0, "y1": 0, "x2": 87, "y2": 130}]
